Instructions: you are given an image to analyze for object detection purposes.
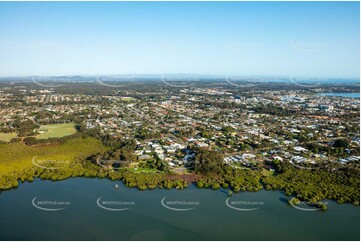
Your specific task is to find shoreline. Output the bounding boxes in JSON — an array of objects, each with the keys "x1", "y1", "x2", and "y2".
[{"x1": 1, "y1": 175, "x2": 359, "y2": 208}]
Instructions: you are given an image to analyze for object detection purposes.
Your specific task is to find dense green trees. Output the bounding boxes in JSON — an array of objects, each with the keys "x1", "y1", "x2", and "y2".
[
  {"x1": 94, "y1": 139, "x2": 138, "y2": 165},
  {"x1": 135, "y1": 128, "x2": 161, "y2": 140},
  {"x1": 0, "y1": 160, "x2": 188, "y2": 191},
  {"x1": 194, "y1": 157, "x2": 359, "y2": 206},
  {"x1": 305, "y1": 141, "x2": 358, "y2": 158},
  {"x1": 262, "y1": 160, "x2": 359, "y2": 205},
  {"x1": 223, "y1": 167, "x2": 262, "y2": 192},
  {"x1": 23, "y1": 137, "x2": 37, "y2": 145},
  {"x1": 195, "y1": 149, "x2": 224, "y2": 174},
  {"x1": 1, "y1": 118, "x2": 39, "y2": 136},
  {"x1": 251, "y1": 104, "x2": 296, "y2": 116},
  {"x1": 196, "y1": 166, "x2": 262, "y2": 192},
  {"x1": 333, "y1": 139, "x2": 349, "y2": 148}
]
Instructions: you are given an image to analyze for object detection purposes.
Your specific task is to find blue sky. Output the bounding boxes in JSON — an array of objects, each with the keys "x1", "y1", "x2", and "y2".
[{"x1": 0, "y1": 1, "x2": 359, "y2": 78}]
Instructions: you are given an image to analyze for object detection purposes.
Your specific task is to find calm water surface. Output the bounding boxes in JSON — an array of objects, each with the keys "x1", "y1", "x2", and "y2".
[{"x1": 0, "y1": 178, "x2": 359, "y2": 240}]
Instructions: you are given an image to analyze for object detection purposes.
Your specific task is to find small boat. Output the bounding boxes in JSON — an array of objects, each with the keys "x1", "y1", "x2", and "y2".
[{"x1": 115, "y1": 184, "x2": 119, "y2": 189}]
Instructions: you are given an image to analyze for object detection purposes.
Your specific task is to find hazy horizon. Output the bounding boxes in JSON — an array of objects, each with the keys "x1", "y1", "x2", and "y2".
[{"x1": 0, "y1": 73, "x2": 360, "y2": 79}]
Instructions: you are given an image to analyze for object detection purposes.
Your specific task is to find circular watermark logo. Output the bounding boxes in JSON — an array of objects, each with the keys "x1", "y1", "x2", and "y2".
[
  {"x1": 225, "y1": 197, "x2": 264, "y2": 211},
  {"x1": 289, "y1": 76, "x2": 329, "y2": 88},
  {"x1": 96, "y1": 75, "x2": 135, "y2": 88},
  {"x1": 32, "y1": 76, "x2": 64, "y2": 88},
  {"x1": 290, "y1": 39, "x2": 328, "y2": 52},
  {"x1": 161, "y1": 197, "x2": 200, "y2": 211},
  {"x1": 32, "y1": 197, "x2": 71, "y2": 211},
  {"x1": 225, "y1": 76, "x2": 266, "y2": 88},
  {"x1": 289, "y1": 198, "x2": 328, "y2": 212},
  {"x1": 96, "y1": 157, "x2": 131, "y2": 170},
  {"x1": 32, "y1": 156, "x2": 70, "y2": 170},
  {"x1": 289, "y1": 159, "x2": 319, "y2": 170},
  {"x1": 96, "y1": 197, "x2": 135, "y2": 211},
  {"x1": 161, "y1": 76, "x2": 197, "y2": 88}
]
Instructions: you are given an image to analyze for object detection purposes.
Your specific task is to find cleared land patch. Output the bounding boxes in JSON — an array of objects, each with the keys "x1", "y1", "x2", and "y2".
[
  {"x1": 0, "y1": 133, "x2": 17, "y2": 142},
  {"x1": 36, "y1": 123, "x2": 77, "y2": 139}
]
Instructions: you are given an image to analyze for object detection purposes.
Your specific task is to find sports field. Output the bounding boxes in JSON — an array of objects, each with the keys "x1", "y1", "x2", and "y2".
[{"x1": 36, "y1": 123, "x2": 77, "y2": 139}]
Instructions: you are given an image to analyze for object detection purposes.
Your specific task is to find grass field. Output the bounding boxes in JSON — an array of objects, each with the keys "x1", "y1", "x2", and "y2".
[
  {"x1": 125, "y1": 167, "x2": 162, "y2": 173},
  {"x1": 0, "y1": 133, "x2": 17, "y2": 142},
  {"x1": 120, "y1": 97, "x2": 137, "y2": 101},
  {"x1": 0, "y1": 137, "x2": 109, "y2": 176},
  {"x1": 36, "y1": 123, "x2": 77, "y2": 139},
  {"x1": 261, "y1": 168, "x2": 274, "y2": 177}
]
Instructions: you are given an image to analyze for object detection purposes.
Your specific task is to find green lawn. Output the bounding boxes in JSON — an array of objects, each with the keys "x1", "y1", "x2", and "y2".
[
  {"x1": 36, "y1": 123, "x2": 77, "y2": 139},
  {"x1": 0, "y1": 133, "x2": 17, "y2": 142},
  {"x1": 121, "y1": 97, "x2": 137, "y2": 101},
  {"x1": 126, "y1": 167, "x2": 162, "y2": 173},
  {"x1": 261, "y1": 168, "x2": 275, "y2": 177}
]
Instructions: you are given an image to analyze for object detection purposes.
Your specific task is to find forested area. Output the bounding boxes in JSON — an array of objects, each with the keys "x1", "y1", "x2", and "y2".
[
  {"x1": 192, "y1": 149, "x2": 359, "y2": 205},
  {"x1": 196, "y1": 167, "x2": 262, "y2": 192},
  {"x1": 0, "y1": 162, "x2": 188, "y2": 191},
  {"x1": 262, "y1": 160, "x2": 360, "y2": 205},
  {"x1": 0, "y1": 135, "x2": 186, "y2": 191}
]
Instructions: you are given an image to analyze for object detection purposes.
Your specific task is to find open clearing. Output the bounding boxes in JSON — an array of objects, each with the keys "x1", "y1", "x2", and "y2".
[
  {"x1": 0, "y1": 133, "x2": 17, "y2": 142},
  {"x1": 36, "y1": 123, "x2": 77, "y2": 139}
]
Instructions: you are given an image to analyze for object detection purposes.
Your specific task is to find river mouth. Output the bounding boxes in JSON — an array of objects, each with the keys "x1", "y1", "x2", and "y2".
[{"x1": 0, "y1": 178, "x2": 359, "y2": 241}]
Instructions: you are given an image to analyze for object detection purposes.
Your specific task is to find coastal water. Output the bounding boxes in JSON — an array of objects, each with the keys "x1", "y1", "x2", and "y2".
[
  {"x1": 0, "y1": 178, "x2": 359, "y2": 241},
  {"x1": 317, "y1": 93, "x2": 360, "y2": 98}
]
